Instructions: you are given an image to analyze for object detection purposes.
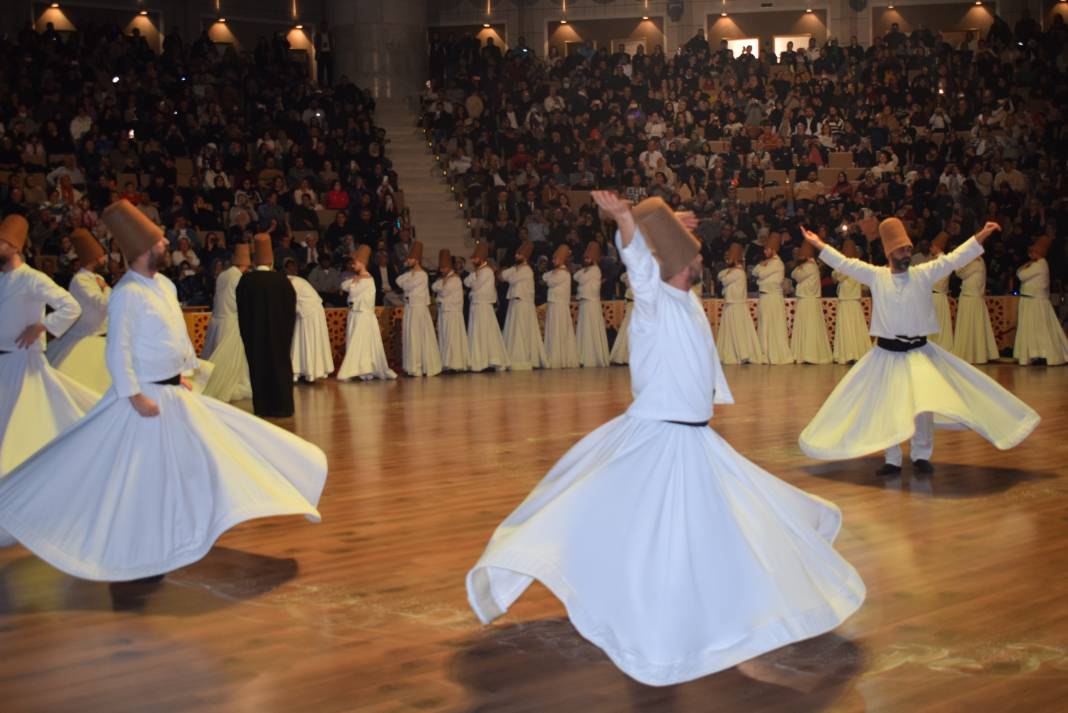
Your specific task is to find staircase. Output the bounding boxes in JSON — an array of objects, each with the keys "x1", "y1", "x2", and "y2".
[{"x1": 376, "y1": 99, "x2": 471, "y2": 260}]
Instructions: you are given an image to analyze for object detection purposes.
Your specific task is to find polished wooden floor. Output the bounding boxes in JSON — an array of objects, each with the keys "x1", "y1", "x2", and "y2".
[{"x1": 2, "y1": 363, "x2": 1067, "y2": 712}]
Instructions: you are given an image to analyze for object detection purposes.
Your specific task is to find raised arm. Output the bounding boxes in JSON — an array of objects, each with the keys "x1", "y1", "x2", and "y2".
[
  {"x1": 802, "y1": 228, "x2": 881, "y2": 287},
  {"x1": 34, "y1": 271, "x2": 82, "y2": 338}
]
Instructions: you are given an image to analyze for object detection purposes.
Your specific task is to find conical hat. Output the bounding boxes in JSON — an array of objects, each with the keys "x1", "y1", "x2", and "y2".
[
  {"x1": 631, "y1": 197, "x2": 701, "y2": 280},
  {"x1": 725, "y1": 242, "x2": 744, "y2": 264},
  {"x1": 553, "y1": 244, "x2": 571, "y2": 265},
  {"x1": 253, "y1": 233, "x2": 273, "y2": 266},
  {"x1": 353, "y1": 244, "x2": 371, "y2": 268},
  {"x1": 842, "y1": 239, "x2": 860, "y2": 259},
  {"x1": 232, "y1": 243, "x2": 252, "y2": 267},
  {"x1": 438, "y1": 248, "x2": 452, "y2": 271},
  {"x1": 472, "y1": 242, "x2": 489, "y2": 261},
  {"x1": 408, "y1": 240, "x2": 424, "y2": 263},
  {"x1": 1032, "y1": 235, "x2": 1052, "y2": 259},
  {"x1": 0, "y1": 214, "x2": 28, "y2": 252},
  {"x1": 101, "y1": 199, "x2": 162, "y2": 261},
  {"x1": 765, "y1": 231, "x2": 782, "y2": 253},
  {"x1": 71, "y1": 228, "x2": 104, "y2": 265},
  {"x1": 878, "y1": 217, "x2": 912, "y2": 255},
  {"x1": 584, "y1": 241, "x2": 602, "y2": 263},
  {"x1": 516, "y1": 241, "x2": 534, "y2": 262}
]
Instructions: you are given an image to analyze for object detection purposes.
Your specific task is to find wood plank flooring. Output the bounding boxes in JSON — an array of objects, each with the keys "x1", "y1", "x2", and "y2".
[{"x1": 1, "y1": 363, "x2": 1066, "y2": 712}]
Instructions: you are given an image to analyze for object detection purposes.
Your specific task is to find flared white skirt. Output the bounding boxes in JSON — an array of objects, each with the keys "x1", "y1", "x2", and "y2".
[
  {"x1": 0, "y1": 382, "x2": 327, "y2": 580},
  {"x1": 200, "y1": 316, "x2": 252, "y2": 402},
  {"x1": 1013, "y1": 296, "x2": 1068, "y2": 365},
  {"x1": 799, "y1": 342, "x2": 1040, "y2": 460},
  {"x1": 291, "y1": 307, "x2": 335, "y2": 381},
  {"x1": 0, "y1": 350, "x2": 100, "y2": 476},
  {"x1": 758, "y1": 294, "x2": 793, "y2": 365},
  {"x1": 609, "y1": 303, "x2": 633, "y2": 365},
  {"x1": 576, "y1": 300, "x2": 610, "y2": 368},
  {"x1": 402, "y1": 305, "x2": 442, "y2": 377},
  {"x1": 467, "y1": 415, "x2": 865, "y2": 687},
  {"x1": 791, "y1": 298, "x2": 832, "y2": 364},
  {"x1": 467, "y1": 303, "x2": 509, "y2": 372},
  {"x1": 503, "y1": 300, "x2": 546, "y2": 371},
  {"x1": 717, "y1": 302, "x2": 765, "y2": 365},
  {"x1": 48, "y1": 334, "x2": 112, "y2": 393},
  {"x1": 952, "y1": 295, "x2": 999, "y2": 364},
  {"x1": 544, "y1": 303, "x2": 579, "y2": 369},
  {"x1": 337, "y1": 310, "x2": 396, "y2": 381},
  {"x1": 437, "y1": 310, "x2": 470, "y2": 371},
  {"x1": 832, "y1": 300, "x2": 872, "y2": 364}
]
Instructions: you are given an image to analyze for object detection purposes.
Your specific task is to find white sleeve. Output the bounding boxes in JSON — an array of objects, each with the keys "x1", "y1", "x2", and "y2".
[
  {"x1": 818, "y1": 246, "x2": 879, "y2": 287},
  {"x1": 33, "y1": 271, "x2": 81, "y2": 338},
  {"x1": 617, "y1": 226, "x2": 660, "y2": 302},
  {"x1": 105, "y1": 288, "x2": 141, "y2": 398},
  {"x1": 920, "y1": 237, "x2": 984, "y2": 283},
  {"x1": 463, "y1": 272, "x2": 476, "y2": 288},
  {"x1": 71, "y1": 273, "x2": 109, "y2": 313}
]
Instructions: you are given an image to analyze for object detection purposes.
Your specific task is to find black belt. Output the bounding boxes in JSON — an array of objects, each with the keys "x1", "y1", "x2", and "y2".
[
  {"x1": 1019, "y1": 295, "x2": 1034, "y2": 299},
  {"x1": 876, "y1": 336, "x2": 927, "y2": 352},
  {"x1": 153, "y1": 374, "x2": 182, "y2": 385},
  {"x1": 0, "y1": 350, "x2": 9, "y2": 355},
  {"x1": 666, "y1": 420, "x2": 710, "y2": 428}
]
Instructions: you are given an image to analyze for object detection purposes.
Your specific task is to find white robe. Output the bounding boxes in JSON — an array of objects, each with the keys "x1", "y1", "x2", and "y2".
[
  {"x1": 0, "y1": 270, "x2": 327, "y2": 580},
  {"x1": 790, "y1": 260, "x2": 832, "y2": 364},
  {"x1": 542, "y1": 267, "x2": 579, "y2": 368},
  {"x1": 930, "y1": 272, "x2": 954, "y2": 350},
  {"x1": 464, "y1": 266, "x2": 509, "y2": 371},
  {"x1": 800, "y1": 239, "x2": 1040, "y2": 461},
  {"x1": 753, "y1": 256, "x2": 793, "y2": 364},
  {"x1": 432, "y1": 272, "x2": 469, "y2": 371},
  {"x1": 574, "y1": 264, "x2": 610, "y2": 368},
  {"x1": 396, "y1": 269, "x2": 442, "y2": 377},
  {"x1": 336, "y1": 277, "x2": 396, "y2": 381},
  {"x1": 0, "y1": 264, "x2": 99, "y2": 477},
  {"x1": 201, "y1": 266, "x2": 253, "y2": 401},
  {"x1": 832, "y1": 271, "x2": 871, "y2": 364},
  {"x1": 289, "y1": 275, "x2": 334, "y2": 381},
  {"x1": 468, "y1": 226, "x2": 865, "y2": 687},
  {"x1": 715, "y1": 267, "x2": 764, "y2": 364},
  {"x1": 500, "y1": 263, "x2": 546, "y2": 370},
  {"x1": 609, "y1": 273, "x2": 633, "y2": 365},
  {"x1": 1013, "y1": 258, "x2": 1068, "y2": 365},
  {"x1": 46, "y1": 268, "x2": 111, "y2": 393},
  {"x1": 951, "y1": 257, "x2": 999, "y2": 364}
]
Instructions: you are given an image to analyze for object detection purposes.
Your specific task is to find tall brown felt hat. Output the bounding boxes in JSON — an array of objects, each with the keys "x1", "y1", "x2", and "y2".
[
  {"x1": 232, "y1": 243, "x2": 252, "y2": 267},
  {"x1": 516, "y1": 241, "x2": 534, "y2": 262},
  {"x1": 438, "y1": 248, "x2": 452, "y2": 271},
  {"x1": 799, "y1": 240, "x2": 817, "y2": 260},
  {"x1": 631, "y1": 197, "x2": 701, "y2": 280},
  {"x1": 0, "y1": 214, "x2": 28, "y2": 252},
  {"x1": 1032, "y1": 235, "x2": 1052, "y2": 259},
  {"x1": 71, "y1": 228, "x2": 104, "y2": 265},
  {"x1": 253, "y1": 233, "x2": 274, "y2": 266},
  {"x1": 878, "y1": 217, "x2": 913, "y2": 255},
  {"x1": 408, "y1": 240, "x2": 424, "y2": 263},
  {"x1": 725, "y1": 242, "x2": 744, "y2": 264},
  {"x1": 584, "y1": 241, "x2": 602, "y2": 263},
  {"x1": 765, "y1": 231, "x2": 782, "y2": 254},
  {"x1": 472, "y1": 242, "x2": 489, "y2": 261},
  {"x1": 101, "y1": 199, "x2": 162, "y2": 261},
  {"x1": 353, "y1": 244, "x2": 371, "y2": 268},
  {"x1": 553, "y1": 244, "x2": 571, "y2": 265}
]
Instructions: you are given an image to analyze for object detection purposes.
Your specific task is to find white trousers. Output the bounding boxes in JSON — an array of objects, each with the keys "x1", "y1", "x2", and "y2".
[{"x1": 884, "y1": 412, "x2": 934, "y2": 466}]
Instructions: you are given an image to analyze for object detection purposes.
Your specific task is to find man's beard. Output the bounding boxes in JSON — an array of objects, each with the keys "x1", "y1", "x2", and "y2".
[
  {"x1": 891, "y1": 255, "x2": 911, "y2": 271},
  {"x1": 688, "y1": 266, "x2": 703, "y2": 286},
  {"x1": 145, "y1": 248, "x2": 163, "y2": 271},
  {"x1": 0, "y1": 254, "x2": 8, "y2": 268}
]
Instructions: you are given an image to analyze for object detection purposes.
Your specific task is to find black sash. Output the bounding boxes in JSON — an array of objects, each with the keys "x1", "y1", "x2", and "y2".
[
  {"x1": 876, "y1": 336, "x2": 928, "y2": 352},
  {"x1": 153, "y1": 374, "x2": 182, "y2": 386},
  {"x1": 666, "y1": 420, "x2": 710, "y2": 428}
]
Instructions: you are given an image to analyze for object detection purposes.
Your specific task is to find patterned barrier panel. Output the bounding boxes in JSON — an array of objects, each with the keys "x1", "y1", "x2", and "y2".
[{"x1": 184, "y1": 296, "x2": 1020, "y2": 365}]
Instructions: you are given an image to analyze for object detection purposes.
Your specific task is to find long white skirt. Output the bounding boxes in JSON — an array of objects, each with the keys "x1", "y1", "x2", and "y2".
[
  {"x1": 467, "y1": 303, "x2": 510, "y2": 372},
  {"x1": 292, "y1": 307, "x2": 335, "y2": 381},
  {"x1": 576, "y1": 300, "x2": 610, "y2": 368},
  {"x1": 832, "y1": 300, "x2": 872, "y2": 364},
  {"x1": 952, "y1": 295, "x2": 999, "y2": 363},
  {"x1": 1013, "y1": 296, "x2": 1068, "y2": 365},
  {"x1": 791, "y1": 297, "x2": 832, "y2": 364},
  {"x1": 0, "y1": 350, "x2": 100, "y2": 477},
  {"x1": 930, "y1": 293, "x2": 954, "y2": 350},
  {"x1": 201, "y1": 316, "x2": 253, "y2": 402},
  {"x1": 467, "y1": 415, "x2": 866, "y2": 687},
  {"x1": 758, "y1": 293, "x2": 793, "y2": 364},
  {"x1": 48, "y1": 335, "x2": 112, "y2": 393},
  {"x1": 609, "y1": 302, "x2": 633, "y2": 365},
  {"x1": 716, "y1": 302, "x2": 765, "y2": 365},
  {"x1": 0, "y1": 382, "x2": 326, "y2": 580},
  {"x1": 402, "y1": 304, "x2": 442, "y2": 377},
  {"x1": 503, "y1": 300, "x2": 546, "y2": 371},
  {"x1": 544, "y1": 303, "x2": 579, "y2": 369},
  {"x1": 799, "y1": 342, "x2": 1040, "y2": 460},
  {"x1": 437, "y1": 310, "x2": 470, "y2": 371},
  {"x1": 337, "y1": 309, "x2": 396, "y2": 381}
]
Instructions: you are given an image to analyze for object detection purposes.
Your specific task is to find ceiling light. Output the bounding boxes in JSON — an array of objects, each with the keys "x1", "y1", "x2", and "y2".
[
  {"x1": 560, "y1": 19, "x2": 568, "y2": 24},
  {"x1": 483, "y1": 23, "x2": 491, "y2": 28},
  {"x1": 642, "y1": 16, "x2": 650, "y2": 20}
]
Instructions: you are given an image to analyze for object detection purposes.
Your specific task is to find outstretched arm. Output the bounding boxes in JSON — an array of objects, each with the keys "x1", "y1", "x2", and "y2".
[
  {"x1": 918, "y1": 222, "x2": 1000, "y2": 283},
  {"x1": 592, "y1": 191, "x2": 636, "y2": 248},
  {"x1": 801, "y1": 226, "x2": 879, "y2": 287}
]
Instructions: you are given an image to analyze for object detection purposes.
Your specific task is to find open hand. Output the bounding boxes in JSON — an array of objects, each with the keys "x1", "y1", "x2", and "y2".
[
  {"x1": 675, "y1": 211, "x2": 699, "y2": 232},
  {"x1": 591, "y1": 191, "x2": 631, "y2": 222},
  {"x1": 129, "y1": 393, "x2": 160, "y2": 417},
  {"x1": 974, "y1": 221, "x2": 1001, "y2": 243},
  {"x1": 15, "y1": 323, "x2": 46, "y2": 349},
  {"x1": 800, "y1": 227, "x2": 826, "y2": 252},
  {"x1": 180, "y1": 376, "x2": 193, "y2": 391}
]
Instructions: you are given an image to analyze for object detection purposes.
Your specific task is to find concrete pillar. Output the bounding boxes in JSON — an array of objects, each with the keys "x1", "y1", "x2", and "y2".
[{"x1": 328, "y1": 0, "x2": 427, "y2": 101}]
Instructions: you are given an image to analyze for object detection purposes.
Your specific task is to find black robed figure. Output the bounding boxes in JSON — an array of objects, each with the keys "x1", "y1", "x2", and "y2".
[{"x1": 237, "y1": 233, "x2": 297, "y2": 417}]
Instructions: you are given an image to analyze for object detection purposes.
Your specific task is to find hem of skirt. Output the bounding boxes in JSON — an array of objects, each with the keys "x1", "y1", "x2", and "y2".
[
  {"x1": 467, "y1": 550, "x2": 865, "y2": 687},
  {"x1": 799, "y1": 407, "x2": 1042, "y2": 461},
  {"x1": 0, "y1": 501, "x2": 321, "y2": 582}
]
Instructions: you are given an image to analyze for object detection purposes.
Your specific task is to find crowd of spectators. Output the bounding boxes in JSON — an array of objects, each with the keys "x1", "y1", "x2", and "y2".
[
  {"x1": 0, "y1": 21, "x2": 407, "y2": 307},
  {"x1": 424, "y1": 11, "x2": 1067, "y2": 304}
]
